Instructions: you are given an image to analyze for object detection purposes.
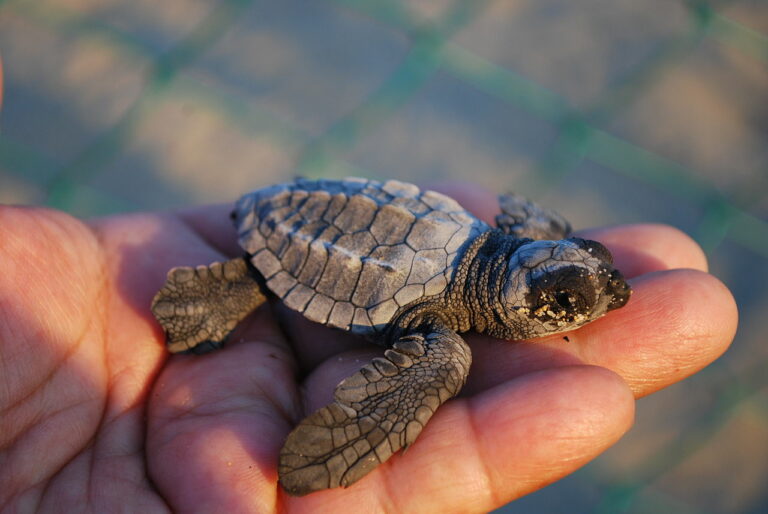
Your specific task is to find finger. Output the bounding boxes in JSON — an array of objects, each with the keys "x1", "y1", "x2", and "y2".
[
  {"x1": 466, "y1": 269, "x2": 737, "y2": 397},
  {"x1": 147, "y1": 307, "x2": 299, "y2": 512},
  {"x1": 283, "y1": 365, "x2": 634, "y2": 512},
  {"x1": 90, "y1": 213, "x2": 216, "y2": 358},
  {"x1": 423, "y1": 180, "x2": 502, "y2": 225},
  {"x1": 91, "y1": 212, "x2": 229, "y2": 291},
  {"x1": 576, "y1": 224, "x2": 708, "y2": 276},
  {"x1": 178, "y1": 204, "x2": 241, "y2": 257}
]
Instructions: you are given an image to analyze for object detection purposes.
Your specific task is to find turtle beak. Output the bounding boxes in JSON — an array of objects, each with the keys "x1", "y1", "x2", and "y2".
[{"x1": 606, "y1": 269, "x2": 631, "y2": 311}]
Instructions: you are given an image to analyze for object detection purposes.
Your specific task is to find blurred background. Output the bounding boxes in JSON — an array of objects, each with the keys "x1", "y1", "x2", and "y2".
[{"x1": 0, "y1": 0, "x2": 766, "y2": 512}]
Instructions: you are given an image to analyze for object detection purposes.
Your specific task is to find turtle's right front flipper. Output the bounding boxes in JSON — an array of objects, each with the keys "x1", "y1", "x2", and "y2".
[
  {"x1": 496, "y1": 191, "x2": 571, "y2": 240},
  {"x1": 151, "y1": 257, "x2": 266, "y2": 353},
  {"x1": 278, "y1": 324, "x2": 472, "y2": 496}
]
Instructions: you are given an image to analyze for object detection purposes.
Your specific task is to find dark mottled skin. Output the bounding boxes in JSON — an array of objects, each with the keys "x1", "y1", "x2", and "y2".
[{"x1": 151, "y1": 177, "x2": 631, "y2": 496}]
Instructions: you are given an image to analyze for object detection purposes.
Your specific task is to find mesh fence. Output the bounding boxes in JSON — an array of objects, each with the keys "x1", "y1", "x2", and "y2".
[{"x1": 1, "y1": 0, "x2": 766, "y2": 511}]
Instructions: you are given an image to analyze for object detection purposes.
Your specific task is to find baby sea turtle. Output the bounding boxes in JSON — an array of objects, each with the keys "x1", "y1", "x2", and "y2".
[{"x1": 151, "y1": 177, "x2": 631, "y2": 496}]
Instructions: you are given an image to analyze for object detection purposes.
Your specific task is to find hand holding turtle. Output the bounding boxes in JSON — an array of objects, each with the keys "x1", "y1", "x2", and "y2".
[
  {"x1": 153, "y1": 178, "x2": 635, "y2": 496},
  {"x1": 0, "y1": 183, "x2": 736, "y2": 513}
]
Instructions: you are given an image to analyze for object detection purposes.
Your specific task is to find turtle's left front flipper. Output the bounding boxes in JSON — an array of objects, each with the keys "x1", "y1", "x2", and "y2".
[
  {"x1": 151, "y1": 257, "x2": 266, "y2": 353},
  {"x1": 278, "y1": 325, "x2": 472, "y2": 496}
]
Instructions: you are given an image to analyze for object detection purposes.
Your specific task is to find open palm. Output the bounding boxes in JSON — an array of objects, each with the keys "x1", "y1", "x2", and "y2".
[{"x1": 0, "y1": 185, "x2": 736, "y2": 513}]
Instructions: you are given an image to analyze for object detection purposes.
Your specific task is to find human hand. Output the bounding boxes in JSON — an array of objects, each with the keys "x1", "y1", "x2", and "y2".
[{"x1": 0, "y1": 184, "x2": 736, "y2": 513}]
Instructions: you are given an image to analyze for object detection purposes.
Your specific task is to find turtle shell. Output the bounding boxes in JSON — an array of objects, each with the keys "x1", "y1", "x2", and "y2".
[{"x1": 233, "y1": 178, "x2": 488, "y2": 334}]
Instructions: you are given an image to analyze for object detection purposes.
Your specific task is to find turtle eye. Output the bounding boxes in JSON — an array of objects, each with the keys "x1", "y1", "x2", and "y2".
[
  {"x1": 551, "y1": 289, "x2": 590, "y2": 314},
  {"x1": 554, "y1": 291, "x2": 575, "y2": 310}
]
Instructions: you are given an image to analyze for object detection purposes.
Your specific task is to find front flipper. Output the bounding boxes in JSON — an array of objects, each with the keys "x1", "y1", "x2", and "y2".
[
  {"x1": 496, "y1": 192, "x2": 572, "y2": 240},
  {"x1": 151, "y1": 257, "x2": 266, "y2": 353},
  {"x1": 278, "y1": 325, "x2": 471, "y2": 496}
]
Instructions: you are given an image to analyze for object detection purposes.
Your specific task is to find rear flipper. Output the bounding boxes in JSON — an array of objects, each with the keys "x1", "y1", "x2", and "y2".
[
  {"x1": 278, "y1": 324, "x2": 472, "y2": 496},
  {"x1": 151, "y1": 257, "x2": 266, "y2": 353}
]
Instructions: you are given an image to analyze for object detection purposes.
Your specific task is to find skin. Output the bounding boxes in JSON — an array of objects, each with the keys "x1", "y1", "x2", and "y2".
[{"x1": 0, "y1": 72, "x2": 738, "y2": 512}]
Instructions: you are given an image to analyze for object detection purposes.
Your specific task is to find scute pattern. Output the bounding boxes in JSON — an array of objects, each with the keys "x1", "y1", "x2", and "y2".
[{"x1": 234, "y1": 178, "x2": 488, "y2": 333}]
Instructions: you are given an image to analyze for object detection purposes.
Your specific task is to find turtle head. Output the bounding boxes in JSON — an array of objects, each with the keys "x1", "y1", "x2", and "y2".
[{"x1": 499, "y1": 238, "x2": 631, "y2": 338}]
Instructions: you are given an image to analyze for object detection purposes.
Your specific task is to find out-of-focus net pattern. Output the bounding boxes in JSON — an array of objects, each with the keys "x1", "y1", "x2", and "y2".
[{"x1": 0, "y1": 1, "x2": 766, "y2": 512}]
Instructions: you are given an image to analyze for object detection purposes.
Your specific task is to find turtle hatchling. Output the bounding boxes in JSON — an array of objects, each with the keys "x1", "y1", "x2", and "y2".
[{"x1": 151, "y1": 177, "x2": 632, "y2": 496}]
